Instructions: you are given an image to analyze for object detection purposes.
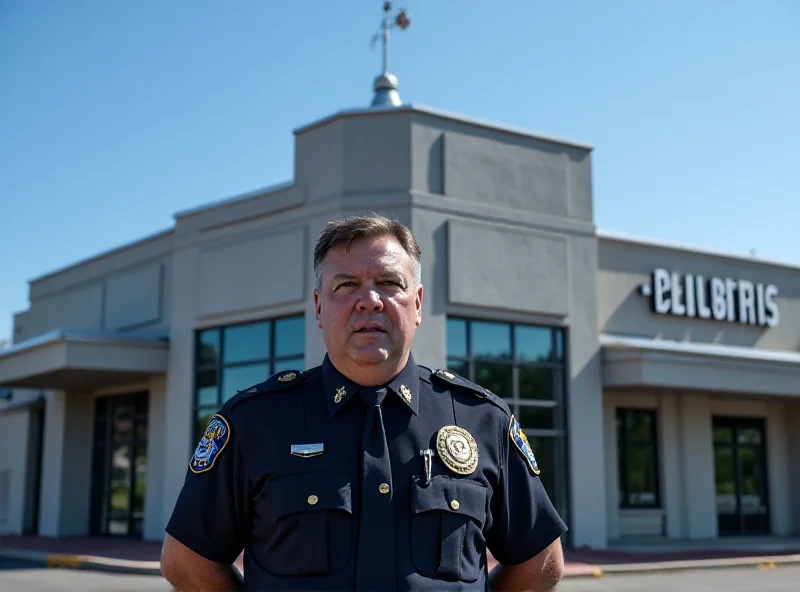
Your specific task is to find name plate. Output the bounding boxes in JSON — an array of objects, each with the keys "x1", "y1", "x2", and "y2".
[{"x1": 291, "y1": 443, "x2": 324, "y2": 458}]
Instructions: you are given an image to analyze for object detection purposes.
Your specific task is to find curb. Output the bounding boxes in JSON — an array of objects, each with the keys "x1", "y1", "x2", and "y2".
[
  {"x1": 563, "y1": 553, "x2": 800, "y2": 579},
  {"x1": 0, "y1": 547, "x2": 163, "y2": 576}
]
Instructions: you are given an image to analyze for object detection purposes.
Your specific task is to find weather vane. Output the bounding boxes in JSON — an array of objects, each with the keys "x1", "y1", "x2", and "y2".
[{"x1": 370, "y1": 1, "x2": 410, "y2": 107}]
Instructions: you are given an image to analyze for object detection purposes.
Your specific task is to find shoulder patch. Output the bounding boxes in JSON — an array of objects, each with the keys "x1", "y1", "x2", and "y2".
[
  {"x1": 226, "y1": 369, "x2": 306, "y2": 411},
  {"x1": 431, "y1": 368, "x2": 511, "y2": 415},
  {"x1": 510, "y1": 415, "x2": 540, "y2": 475},
  {"x1": 190, "y1": 414, "x2": 230, "y2": 474}
]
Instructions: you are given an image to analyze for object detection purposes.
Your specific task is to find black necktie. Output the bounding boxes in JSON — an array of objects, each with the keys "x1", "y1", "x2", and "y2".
[{"x1": 356, "y1": 387, "x2": 395, "y2": 591}]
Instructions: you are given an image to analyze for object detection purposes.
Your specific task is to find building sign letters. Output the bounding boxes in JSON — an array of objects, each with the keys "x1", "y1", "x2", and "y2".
[{"x1": 640, "y1": 268, "x2": 779, "y2": 327}]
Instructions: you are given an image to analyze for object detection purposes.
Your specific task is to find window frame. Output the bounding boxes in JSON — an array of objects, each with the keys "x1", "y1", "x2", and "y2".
[
  {"x1": 616, "y1": 408, "x2": 661, "y2": 509},
  {"x1": 445, "y1": 317, "x2": 567, "y2": 438},
  {"x1": 445, "y1": 315, "x2": 571, "y2": 548},
  {"x1": 191, "y1": 314, "x2": 304, "y2": 442}
]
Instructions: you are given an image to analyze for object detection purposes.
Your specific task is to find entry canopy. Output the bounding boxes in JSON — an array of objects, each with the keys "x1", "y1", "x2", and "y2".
[
  {"x1": 601, "y1": 334, "x2": 800, "y2": 398},
  {"x1": 0, "y1": 330, "x2": 169, "y2": 390}
]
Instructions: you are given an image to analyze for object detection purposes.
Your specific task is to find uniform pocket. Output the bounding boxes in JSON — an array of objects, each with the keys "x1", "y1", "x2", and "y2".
[
  {"x1": 256, "y1": 472, "x2": 353, "y2": 576},
  {"x1": 411, "y1": 476, "x2": 488, "y2": 582}
]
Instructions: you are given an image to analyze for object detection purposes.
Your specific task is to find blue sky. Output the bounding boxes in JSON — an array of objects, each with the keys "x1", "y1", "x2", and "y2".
[{"x1": 1, "y1": 0, "x2": 798, "y2": 343}]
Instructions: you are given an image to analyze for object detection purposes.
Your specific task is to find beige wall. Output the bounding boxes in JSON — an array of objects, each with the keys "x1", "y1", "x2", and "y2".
[
  {"x1": 598, "y1": 234, "x2": 800, "y2": 351},
  {"x1": 37, "y1": 391, "x2": 93, "y2": 536},
  {"x1": 0, "y1": 407, "x2": 35, "y2": 534},
  {"x1": 13, "y1": 232, "x2": 174, "y2": 344}
]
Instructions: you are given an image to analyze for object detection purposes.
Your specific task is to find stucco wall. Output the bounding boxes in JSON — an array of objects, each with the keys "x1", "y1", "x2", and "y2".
[
  {"x1": 13, "y1": 233, "x2": 174, "y2": 344},
  {"x1": 0, "y1": 408, "x2": 33, "y2": 534},
  {"x1": 597, "y1": 235, "x2": 800, "y2": 352},
  {"x1": 38, "y1": 390, "x2": 66, "y2": 536}
]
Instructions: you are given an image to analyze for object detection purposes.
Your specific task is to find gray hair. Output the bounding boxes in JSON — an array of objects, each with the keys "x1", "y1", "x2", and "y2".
[{"x1": 313, "y1": 215, "x2": 422, "y2": 290}]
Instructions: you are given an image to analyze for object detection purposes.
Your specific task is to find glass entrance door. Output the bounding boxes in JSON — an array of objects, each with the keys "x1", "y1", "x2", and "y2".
[
  {"x1": 713, "y1": 416, "x2": 769, "y2": 535},
  {"x1": 90, "y1": 392, "x2": 149, "y2": 538}
]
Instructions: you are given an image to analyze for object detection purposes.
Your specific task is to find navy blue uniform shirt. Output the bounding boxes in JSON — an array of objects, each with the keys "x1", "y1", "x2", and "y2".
[{"x1": 166, "y1": 354, "x2": 567, "y2": 590}]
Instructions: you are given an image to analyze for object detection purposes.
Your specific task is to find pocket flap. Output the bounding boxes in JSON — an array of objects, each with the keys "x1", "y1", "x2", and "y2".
[
  {"x1": 270, "y1": 472, "x2": 353, "y2": 521},
  {"x1": 412, "y1": 477, "x2": 487, "y2": 527}
]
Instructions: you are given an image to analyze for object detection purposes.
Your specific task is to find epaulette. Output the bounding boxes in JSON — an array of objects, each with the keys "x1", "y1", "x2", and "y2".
[
  {"x1": 431, "y1": 368, "x2": 511, "y2": 415},
  {"x1": 225, "y1": 369, "x2": 306, "y2": 412}
]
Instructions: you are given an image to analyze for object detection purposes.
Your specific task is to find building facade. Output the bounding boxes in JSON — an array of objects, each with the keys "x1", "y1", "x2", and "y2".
[{"x1": 1, "y1": 103, "x2": 799, "y2": 549}]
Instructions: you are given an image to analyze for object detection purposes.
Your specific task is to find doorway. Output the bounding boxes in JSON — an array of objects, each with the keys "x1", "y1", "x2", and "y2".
[
  {"x1": 712, "y1": 416, "x2": 770, "y2": 535},
  {"x1": 22, "y1": 400, "x2": 45, "y2": 534},
  {"x1": 90, "y1": 392, "x2": 149, "y2": 538}
]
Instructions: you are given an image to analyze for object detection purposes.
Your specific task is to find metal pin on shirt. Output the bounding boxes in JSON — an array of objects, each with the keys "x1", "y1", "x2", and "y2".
[{"x1": 420, "y1": 449, "x2": 434, "y2": 484}]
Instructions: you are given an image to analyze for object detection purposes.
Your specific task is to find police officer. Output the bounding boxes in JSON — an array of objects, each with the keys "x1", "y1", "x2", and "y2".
[{"x1": 161, "y1": 215, "x2": 567, "y2": 591}]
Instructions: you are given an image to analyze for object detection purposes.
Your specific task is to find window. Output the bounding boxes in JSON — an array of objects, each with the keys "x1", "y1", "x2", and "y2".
[
  {"x1": 616, "y1": 408, "x2": 660, "y2": 508},
  {"x1": 193, "y1": 315, "x2": 304, "y2": 441},
  {"x1": 446, "y1": 318, "x2": 566, "y2": 431},
  {"x1": 446, "y1": 317, "x2": 568, "y2": 521}
]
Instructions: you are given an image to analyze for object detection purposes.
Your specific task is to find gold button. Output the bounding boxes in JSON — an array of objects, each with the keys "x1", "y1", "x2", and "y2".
[
  {"x1": 379, "y1": 483, "x2": 390, "y2": 494},
  {"x1": 450, "y1": 499, "x2": 460, "y2": 510},
  {"x1": 307, "y1": 495, "x2": 318, "y2": 505}
]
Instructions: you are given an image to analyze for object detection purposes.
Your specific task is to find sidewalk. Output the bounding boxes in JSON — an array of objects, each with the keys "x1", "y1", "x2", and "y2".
[{"x1": 2, "y1": 534, "x2": 800, "y2": 579}]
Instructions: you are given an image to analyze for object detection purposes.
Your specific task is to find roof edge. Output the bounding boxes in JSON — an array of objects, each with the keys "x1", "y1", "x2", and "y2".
[
  {"x1": 173, "y1": 180, "x2": 295, "y2": 220},
  {"x1": 30, "y1": 228, "x2": 175, "y2": 285},
  {"x1": 0, "y1": 395, "x2": 46, "y2": 415},
  {"x1": 597, "y1": 229, "x2": 800, "y2": 273},
  {"x1": 1, "y1": 330, "x2": 170, "y2": 359},
  {"x1": 293, "y1": 103, "x2": 593, "y2": 151},
  {"x1": 600, "y1": 333, "x2": 800, "y2": 365}
]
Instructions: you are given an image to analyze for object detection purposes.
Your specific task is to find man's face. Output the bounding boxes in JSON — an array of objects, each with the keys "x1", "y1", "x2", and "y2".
[{"x1": 314, "y1": 235, "x2": 423, "y2": 377}]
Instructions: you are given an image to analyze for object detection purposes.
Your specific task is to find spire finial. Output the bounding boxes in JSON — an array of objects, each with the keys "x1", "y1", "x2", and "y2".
[{"x1": 370, "y1": 2, "x2": 410, "y2": 108}]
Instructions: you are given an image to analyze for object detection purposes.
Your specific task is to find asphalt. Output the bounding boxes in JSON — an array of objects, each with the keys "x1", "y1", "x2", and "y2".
[
  {"x1": 0, "y1": 558, "x2": 171, "y2": 592},
  {"x1": 558, "y1": 564, "x2": 800, "y2": 592},
  {"x1": 1, "y1": 538, "x2": 800, "y2": 580},
  {"x1": 3, "y1": 556, "x2": 800, "y2": 592}
]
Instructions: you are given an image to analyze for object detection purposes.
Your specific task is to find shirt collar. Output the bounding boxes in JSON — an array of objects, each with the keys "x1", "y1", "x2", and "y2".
[
  {"x1": 386, "y1": 354, "x2": 420, "y2": 416},
  {"x1": 322, "y1": 354, "x2": 420, "y2": 417}
]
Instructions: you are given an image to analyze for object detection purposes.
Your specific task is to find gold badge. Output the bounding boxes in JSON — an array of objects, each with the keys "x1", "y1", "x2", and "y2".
[
  {"x1": 277, "y1": 372, "x2": 297, "y2": 382},
  {"x1": 399, "y1": 385, "x2": 412, "y2": 403},
  {"x1": 436, "y1": 425, "x2": 478, "y2": 475},
  {"x1": 334, "y1": 386, "x2": 346, "y2": 403}
]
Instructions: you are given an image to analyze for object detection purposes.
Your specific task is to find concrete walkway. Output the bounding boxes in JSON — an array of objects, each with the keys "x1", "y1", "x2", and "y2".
[{"x1": 2, "y1": 535, "x2": 800, "y2": 579}]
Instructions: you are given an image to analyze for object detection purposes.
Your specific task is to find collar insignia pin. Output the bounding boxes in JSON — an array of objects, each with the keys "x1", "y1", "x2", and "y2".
[
  {"x1": 399, "y1": 385, "x2": 412, "y2": 403},
  {"x1": 334, "y1": 386, "x2": 346, "y2": 404}
]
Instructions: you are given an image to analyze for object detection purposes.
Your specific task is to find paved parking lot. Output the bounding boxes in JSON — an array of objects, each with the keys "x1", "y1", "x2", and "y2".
[
  {"x1": 558, "y1": 565, "x2": 800, "y2": 592},
  {"x1": 0, "y1": 560, "x2": 170, "y2": 592},
  {"x1": 1, "y1": 560, "x2": 799, "y2": 591}
]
